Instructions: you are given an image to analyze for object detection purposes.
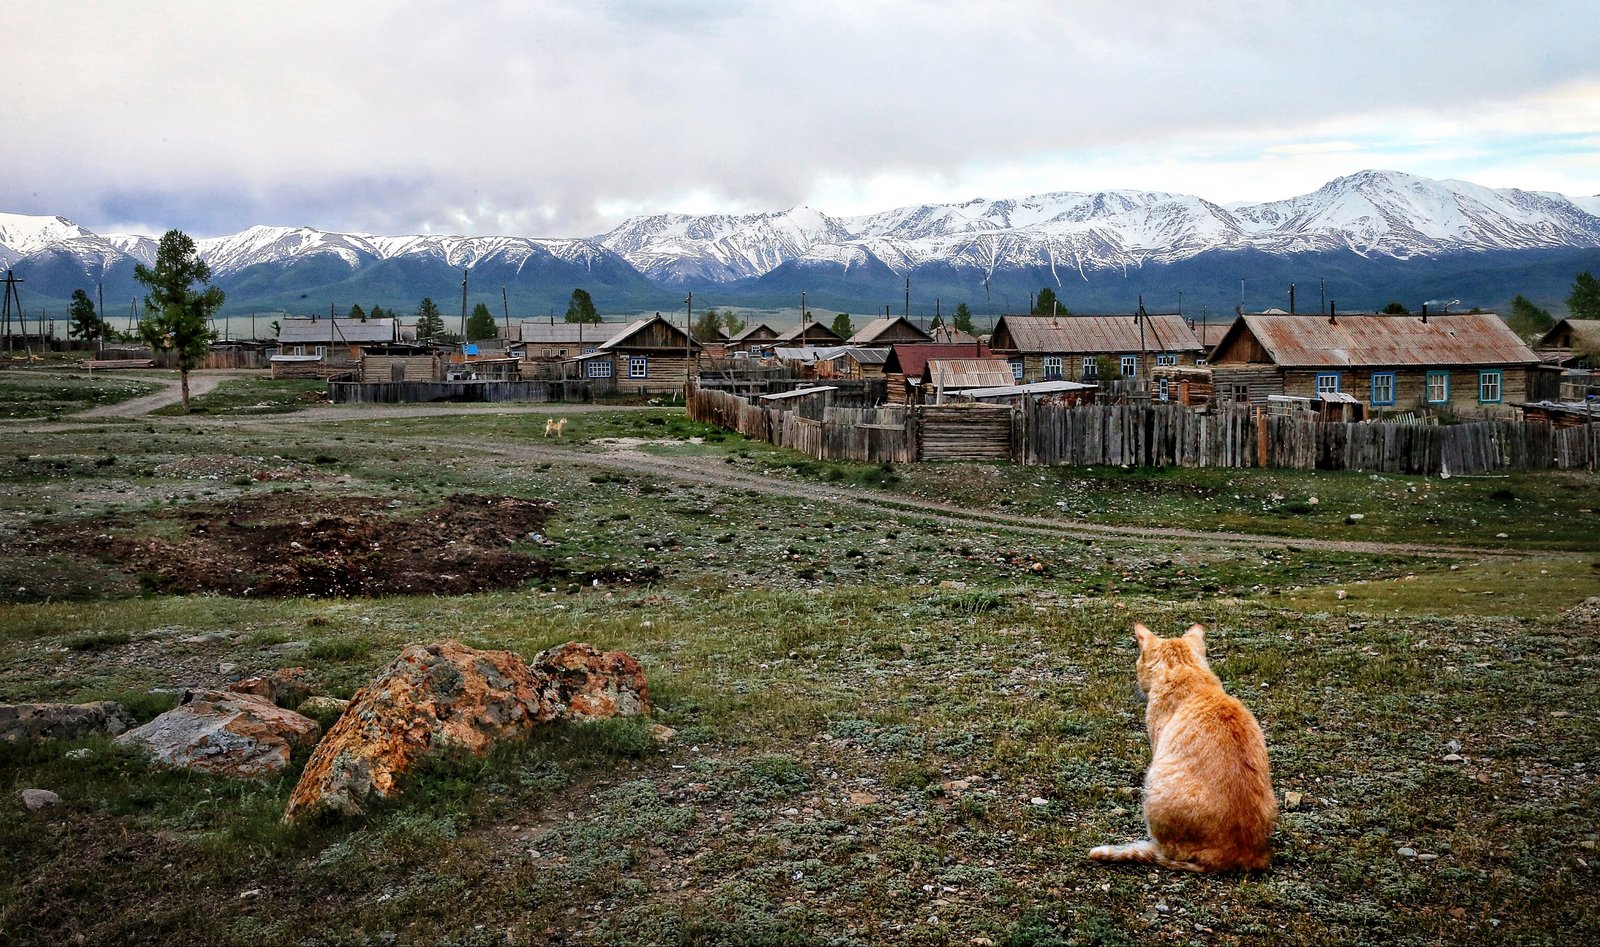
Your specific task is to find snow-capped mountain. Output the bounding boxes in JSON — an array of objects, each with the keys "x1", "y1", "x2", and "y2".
[
  {"x1": 4, "y1": 171, "x2": 1599, "y2": 315},
  {"x1": 596, "y1": 170, "x2": 1600, "y2": 283}
]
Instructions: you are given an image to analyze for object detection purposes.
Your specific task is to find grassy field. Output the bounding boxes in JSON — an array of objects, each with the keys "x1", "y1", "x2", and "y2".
[
  {"x1": 0, "y1": 368, "x2": 164, "y2": 420},
  {"x1": 0, "y1": 380, "x2": 1596, "y2": 945}
]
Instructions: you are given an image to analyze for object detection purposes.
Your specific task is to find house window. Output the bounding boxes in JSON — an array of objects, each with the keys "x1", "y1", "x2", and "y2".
[
  {"x1": 558, "y1": 349, "x2": 568, "y2": 357},
  {"x1": 1195, "y1": 357, "x2": 1208, "y2": 367},
  {"x1": 586, "y1": 360, "x2": 613, "y2": 378},
  {"x1": 543, "y1": 348, "x2": 552, "y2": 358},
  {"x1": 1157, "y1": 377, "x2": 1170, "y2": 401},
  {"x1": 1479, "y1": 370, "x2": 1502, "y2": 403},
  {"x1": 1120, "y1": 355, "x2": 1138, "y2": 377},
  {"x1": 1156, "y1": 353, "x2": 1178, "y2": 367},
  {"x1": 1316, "y1": 372, "x2": 1341, "y2": 395},
  {"x1": 1010, "y1": 361, "x2": 1024, "y2": 381},
  {"x1": 1042, "y1": 356, "x2": 1063, "y2": 380},
  {"x1": 1231, "y1": 383, "x2": 1250, "y2": 403},
  {"x1": 1426, "y1": 371, "x2": 1450, "y2": 403},
  {"x1": 1370, "y1": 372, "x2": 1396, "y2": 406},
  {"x1": 582, "y1": 345, "x2": 597, "y2": 354},
  {"x1": 1081, "y1": 356, "x2": 1098, "y2": 379},
  {"x1": 291, "y1": 346, "x2": 305, "y2": 356},
  {"x1": 628, "y1": 356, "x2": 649, "y2": 379},
  {"x1": 314, "y1": 345, "x2": 328, "y2": 358}
]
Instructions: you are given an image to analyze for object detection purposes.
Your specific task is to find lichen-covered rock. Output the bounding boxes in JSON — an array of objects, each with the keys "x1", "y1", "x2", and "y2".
[
  {"x1": 115, "y1": 690, "x2": 320, "y2": 779},
  {"x1": 531, "y1": 642, "x2": 650, "y2": 721},
  {"x1": 227, "y1": 667, "x2": 314, "y2": 709},
  {"x1": 0, "y1": 701, "x2": 134, "y2": 743},
  {"x1": 284, "y1": 639, "x2": 649, "y2": 822}
]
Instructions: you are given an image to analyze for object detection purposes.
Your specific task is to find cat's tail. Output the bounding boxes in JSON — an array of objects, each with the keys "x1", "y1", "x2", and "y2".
[{"x1": 1087, "y1": 840, "x2": 1205, "y2": 873}]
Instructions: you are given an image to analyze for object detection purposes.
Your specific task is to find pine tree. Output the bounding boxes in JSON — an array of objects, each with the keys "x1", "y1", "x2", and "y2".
[
  {"x1": 953, "y1": 302, "x2": 974, "y2": 334},
  {"x1": 564, "y1": 288, "x2": 601, "y2": 324},
  {"x1": 1567, "y1": 271, "x2": 1600, "y2": 319},
  {"x1": 831, "y1": 313, "x2": 853, "y2": 339},
  {"x1": 348, "y1": 303, "x2": 366, "y2": 321},
  {"x1": 1032, "y1": 288, "x2": 1068, "y2": 316},
  {"x1": 370, "y1": 305, "x2": 386, "y2": 320},
  {"x1": 415, "y1": 297, "x2": 445, "y2": 342},
  {"x1": 133, "y1": 229, "x2": 224, "y2": 413},
  {"x1": 68, "y1": 289, "x2": 106, "y2": 342},
  {"x1": 465, "y1": 302, "x2": 497, "y2": 341},
  {"x1": 722, "y1": 311, "x2": 747, "y2": 336},
  {"x1": 1381, "y1": 301, "x2": 1411, "y2": 315},
  {"x1": 1507, "y1": 295, "x2": 1555, "y2": 339}
]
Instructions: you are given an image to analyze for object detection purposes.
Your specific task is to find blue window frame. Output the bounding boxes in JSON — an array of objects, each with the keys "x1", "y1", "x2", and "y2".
[
  {"x1": 1316, "y1": 372, "x2": 1341, "y2": 395},
  {"x1": 1370, "y1": 372, "x2": 1396, "y2": 406},
  {"x1": 1426, "y1": 371, "x2": 1449, "y2": 403},
  {"x1": 1478, "y1": 370, "x2": 1502, "y2": 403},
  {"x1": 1010, "y1": 361, "x2": 1024, "y2": 381}
]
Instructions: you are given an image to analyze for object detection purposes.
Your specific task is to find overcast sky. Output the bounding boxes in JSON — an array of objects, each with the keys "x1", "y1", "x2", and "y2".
[{"x1": 7, "y1": 0, "x2": 1598, "y2": 239}]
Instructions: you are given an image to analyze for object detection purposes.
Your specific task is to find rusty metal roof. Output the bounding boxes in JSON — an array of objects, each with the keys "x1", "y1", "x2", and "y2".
[
  {"x1": 994, "y1": 314, "x2": 1203, "y2": 354},
  {"x1": 883, "y1": 342, "x2": 993, "y2": 377},
  {"x1": 922, "y1": 358, "x2": 1015, "y2": 389},
  {"x1": 1230, "y1": 312, "x2": 1536, "y2": 367}
]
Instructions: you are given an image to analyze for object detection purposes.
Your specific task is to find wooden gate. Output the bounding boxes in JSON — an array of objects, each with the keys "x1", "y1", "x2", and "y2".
[{"x1": 918, "y1": 404, "x2": 1014, "y2": 461}]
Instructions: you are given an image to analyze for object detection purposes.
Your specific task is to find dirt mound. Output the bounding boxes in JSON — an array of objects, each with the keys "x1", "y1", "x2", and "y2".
[{"x1": 84, "y1": 493, "x2": 571, "y2": 597}]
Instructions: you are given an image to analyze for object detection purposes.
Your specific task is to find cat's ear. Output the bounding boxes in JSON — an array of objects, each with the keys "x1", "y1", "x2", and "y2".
[
  {"x1": 1184, "y1": 623, "x2": 1207, "y2": 654},
  {"x1": 1134, "y1": 623, "x2": 1157, "y2": 650}
]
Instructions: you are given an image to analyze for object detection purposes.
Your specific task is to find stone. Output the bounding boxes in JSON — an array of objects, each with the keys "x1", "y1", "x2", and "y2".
[
  {"x1": 649, "y1": 724, "x2": 677, "y2": 744},
  {"x1": 284, "y1": 639, "x2": 649, "y2": 822},
  {"x1": 529, "y1": 642, "x2": 650, "y2": 721},
  {"x1": 0, "y1": 701, "x2": 134, "y2": 743},
  {"x1": 1398, "y1": 847, "x2": 1418, "y2": 857},
  {"x1": 116, "y1": 689, "x2": 320, "y2": 780},
  {"x1": 228, "y1": 667, "x2": 314, "y2": 709},
  {"x1": 21, "y1": 788, "x2": 61, "y2": 810},
  {"x1": 1345, "y1": 513, "x2": 1365, "y2": 524},
  {"x1": 1284, "y1": 791, "x2": 1305, "y2": 810},
  {"x1": 848, "y1": 791, "x2": 879, "y2": 806}
]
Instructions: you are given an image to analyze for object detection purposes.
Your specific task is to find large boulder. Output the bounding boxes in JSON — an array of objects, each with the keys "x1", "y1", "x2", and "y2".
[
  {"x1": 284, "y1": 640, "x2": 648, "y2": 822},
  {"x1": 0, "y1": 701, "x2": 134, "y2": 743},
  {"x1": 116, "y1": 690, "x2": 321, "y2": 779}
]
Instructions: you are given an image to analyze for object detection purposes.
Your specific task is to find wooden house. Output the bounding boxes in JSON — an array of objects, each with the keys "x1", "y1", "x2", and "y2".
[
  {"x1": 566, "y1": 314, "x2": 701, "y2": 393},
  {"x1": 509, "y1": 321, "x2": 605, "y2": 377},
  {"x1": 930, "y1": 325, "x2": 981, "y2": 345},
  {"x1": 1538, "y1": 319, "x2": 1600, "y2": 368},
  {"x1": 360, "y1": 344, "x2": 442, "y2": 382},
  {"x1": 773, "y1": 321, "x2": 845, "y2": 348},
  {"x1": 277, "y1": 318, "x2": 398, "y2": 366},
  {"x1": 726, "y1": 323, "x2": 779, "y2": 354},
  {"x1": 825, "y1": 346, "x2": 889, "y2": 380},
  {"x1": 882, "y1": 342, "x2": 993, "y2": 404},
  {"x1": 846, "y1": 316, "x2": 932, "y2": 346},
  {"x1": 1207, "y1": 311, "x2": 1539, "y2": 415},
  {"x1": 988, "y1": 314, "x2": 1204, "y2": 384}
]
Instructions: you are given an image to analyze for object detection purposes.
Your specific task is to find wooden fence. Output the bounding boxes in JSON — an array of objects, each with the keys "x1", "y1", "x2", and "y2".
[
  {"x1": 329, "y1": 379, "x2": 598, "y2": 404},
  {"x1": 688, "y1": 386, "x2": 1600, "y2": 474}
]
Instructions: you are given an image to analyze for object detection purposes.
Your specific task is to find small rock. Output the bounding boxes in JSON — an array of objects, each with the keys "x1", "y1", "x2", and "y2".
[
  {"x1": 238, "y1": 888, "x2": 262, "y2": 900},
  {"x1": 1495, "y1": 532, "x2": 1508, "y2": 539},
  {"x1": 1336, "y1": 589, "x2": 1348, "y2": 600},
  {"x1": 1398, "y1": 847, "x2": 1418, "y2": 858},
  {"x1": 649, "y1": 724, "x2": 676, "y2": 744},
  {"x1": 781, "y1": 807, "x2": 800, "y2": 816},
  {"x1": 848, "y1": 791, "x2": 879, "y2": 806},
  {"x1": 21, "y1": 788, "x2": 61, "y2": 810},
  {"x1": 1030, "y1": 797, "x2": 1049, "y2": 806},
  {"x1": 1417, "y1": 853, "x2": 1439, "y2": 862},
  {"x1": 1284, "y1": 791, "x2": 1304, "y2": 810},
  {"x1": 63, "y1": 748, "x2": 92, "y2": 760},
  {"x1": 1442, "y1": 753, "x2": 1464, "y2": 763},
  {"x1": 218, "y1": 663, "x2": 238, "y2": 676},
  {"x1": 1345, "y1": 513, "x2": 1365, "y2": 524}
]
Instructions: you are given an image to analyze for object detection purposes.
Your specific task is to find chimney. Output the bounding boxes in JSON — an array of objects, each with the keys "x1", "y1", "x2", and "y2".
[
  {"x1": 1328, "y1": 302, "x2": 1337, "y2": 325},
  {"x1": 1421, "y1": 303, "x2": 1428, "y2": 324}
]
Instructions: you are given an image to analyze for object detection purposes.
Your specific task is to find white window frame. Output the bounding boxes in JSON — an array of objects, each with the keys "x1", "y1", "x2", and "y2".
[
  {"x1": 1316, "y1": 372, "x2": 1341, "y2": 395},
  {"x1": 1042, "y1": 355, "x2": 1064, "y2": 379},
  {"x1": 1426, "y1": 371, "x2": 1450, "y2": 404},
  {"x1": 1081, "y1": 356, "x2": 1098, "y2": 379},
  {"x1": 1156, "y1": 353, "x2": 1178, "y2": 367},
  {"x1": 314, "y1": 345, "x2": 328, "y2": 358},
  {"x1": 1010, "y1": 361, "x2": 1025, "y2": 381},
  {"x1": 1157, "y1": 377, "x2": 1169, "y2": 401},
  {"x1": 586, "y1": 360, "x2": 613, "y2": 379},
  {"x1": 1120, "y1": 355, "x2": 1138, "y2": 377},
  {"x1": 1370, "y1": 372, "x2": 1395, "y2": 406},
  {"x1": 1479, "y1": 370, "x2": 1502, "y2": 403},
  {"x1": 628, "y1": 356, "x2": 649, "y2": 379}
]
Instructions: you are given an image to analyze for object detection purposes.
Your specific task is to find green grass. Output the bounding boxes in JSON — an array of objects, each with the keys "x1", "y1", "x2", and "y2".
[
  {"x1": 151, "y1": 377, "x2": 325, "y2": 416},
  {"x1": 0, "y1": 369, "x2": 162, "y2": 419},
  {"x1": 0, "y1": 401, "x2": 1595, "y2": 944}
]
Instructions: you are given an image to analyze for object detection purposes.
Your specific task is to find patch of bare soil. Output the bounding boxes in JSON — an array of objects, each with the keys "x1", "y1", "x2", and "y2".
[{"x1": 43, "y1": 492, "x2": 649, "y2": 598}]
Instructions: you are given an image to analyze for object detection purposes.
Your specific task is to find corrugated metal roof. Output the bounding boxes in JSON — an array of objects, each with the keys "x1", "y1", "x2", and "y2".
[
  {"x1": 847, "y1": 316, "x2": 931, "y2": 345},
  {"x1": 884, "y1": 342, "x2": 992, "y2": 377},
  {"x1": 962, "y1": 380, "x2": 1097, "y2": 398},
  {"x1": 729, "y1": 323, "x2": 777, "y2": 342},
  {"x1": 837, "y1": 346, "x2": 889, "y2": 365},
  {"x1": 996, "y1": 314, "x2": 1203, "y2": 353},
  {"x1": 1236, "y1": 312, "x2": 1536, "y2": 367},
  {"x1": 278, "y1": 318, "x2": 397, "y2": 344},
  {"x1": 516, "y1": 322, "x2": 608, "y2": 345},
  {"x1": 759, "y1": 386, "x2": 839, "y2": 401},
  {"x1": 923, "y1": 358, "x2": 1015, "y2": 389}
]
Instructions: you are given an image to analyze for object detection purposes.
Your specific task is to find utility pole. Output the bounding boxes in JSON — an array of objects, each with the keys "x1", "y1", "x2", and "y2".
[
  {"x1": 501, "y1": 285, "x2": 510, "y2": 334},
  {"x1": 97, "y1": 281, "x2": 105, "y2": 357},
  {"x1": 2, "y1": 270, "x2": 25, "y2": 354},
  {"x1": 459, "y1": 268, "x2": 469, "y2": 343},
  {"x1": 1320, "y1": 278, "x2": 1326, "y2": 315},
  {"x1": 684, "y1": 291, "x2": 693, "y2": 369},
  {"x1": 904, "y1": 277, "x2": 910, "y2": 320}
]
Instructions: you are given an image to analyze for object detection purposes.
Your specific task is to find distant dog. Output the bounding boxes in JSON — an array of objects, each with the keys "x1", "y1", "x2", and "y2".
[{"x1": 543, "y1": 418, "x2": 567, "y2": 438}]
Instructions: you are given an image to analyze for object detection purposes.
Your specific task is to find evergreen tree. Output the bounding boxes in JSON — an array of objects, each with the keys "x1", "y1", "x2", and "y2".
[
  {"x1": 415, "y1": 297, "x2": 445, "y2": 342},
  {"x1": 722, "y1": 310, "x2": 747, "y2": 336},
  {"x1": 68, "y1": 289, "x2": 107, "y2": 342},
  {"x1": 1031, "y1": 288, "x2": 1068, "y2": 316},
  {"x1": 953, "y1": 302, "x2": 975, "y2": 334},
  {"x1": 1507, "y1": 295, "x2": 1555, "y2": 339},
  {"x1": 692, "y1": 307, "x2": 725, "y2": 342},
  {"x1": 370, "y1": 305, "x2": 386, "y2": 320},
  {"x1": 133, "y1": 229, "x2": 224, "y2": 413},
  {"x1": 1381, "y1": 301, "x2": 1410, "y2": 314},
  {"x1": 831, "y1": 313, "x2": 853, "y2": 339},
  {"x1": 348, "y1": 303, "x2": 366, "y2": 321},
  {"x1": 565, "y1": 288, "x2": 602, "y2": 323},
  {"x1": 1567, "y1": 271, "x2": 1600, "y2": 319},
  {"x1": 465, "y1": 302, "x2": 497, "y2": 341}
]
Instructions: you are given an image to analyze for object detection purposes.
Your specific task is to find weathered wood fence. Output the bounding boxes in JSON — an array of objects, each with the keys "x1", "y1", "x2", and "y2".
[
  {"x1": 329, "y1": 379, "x2": 598, "y2": 404},
  {"x1": 688, "y1": 386, "x2": 1600, "y2": 474}
]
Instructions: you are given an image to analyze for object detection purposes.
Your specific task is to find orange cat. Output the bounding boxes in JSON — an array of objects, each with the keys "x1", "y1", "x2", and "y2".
[{"x1": 1088, "y1": 622, "x2": 1277, "y2": 872}]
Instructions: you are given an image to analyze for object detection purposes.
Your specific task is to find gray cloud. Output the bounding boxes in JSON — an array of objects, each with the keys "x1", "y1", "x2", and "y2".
[{"x1": 6, "y1": 0, "x2": 1596, "y2": 238}]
